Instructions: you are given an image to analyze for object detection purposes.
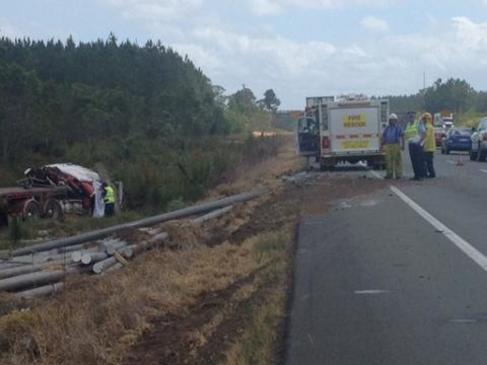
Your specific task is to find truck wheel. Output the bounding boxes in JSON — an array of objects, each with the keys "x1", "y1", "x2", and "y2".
[
  {"x1": 0, "y1": 213, "x2": 8, "y2": 227},
  {"x1": 22, "y1": 200, "x2": 41, "y2": 221},
  {"x1": 42, "y1": 199, "x2": 64, "y2": 221}
]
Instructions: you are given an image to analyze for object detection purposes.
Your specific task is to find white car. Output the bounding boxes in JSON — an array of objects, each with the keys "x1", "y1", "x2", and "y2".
[{"x1": 470, "y1": 118, "x2": 487, "y2": 161}]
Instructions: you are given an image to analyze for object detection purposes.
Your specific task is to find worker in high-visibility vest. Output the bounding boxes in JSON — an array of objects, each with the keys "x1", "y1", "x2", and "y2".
[
  {"x1": 404, "y1": 112, "x2": 418, "y2": 142},
  {"x1": 381, "y1": 113, "x2": 404, "y2": 179},
  {"x1": 102, "y1": 183, "x2": 116, "y2": 217},
  {"x1": 406, "y1": 112, "x2": 426, "y2": 180},
  {"x1": 422, "y1": 113, "x2": 436, "y2": 178}
]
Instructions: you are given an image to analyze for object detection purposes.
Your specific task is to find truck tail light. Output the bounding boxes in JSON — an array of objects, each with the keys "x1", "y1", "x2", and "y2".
[{"x1": 322, "y1": 136, "x2": 330, "y2": 150}]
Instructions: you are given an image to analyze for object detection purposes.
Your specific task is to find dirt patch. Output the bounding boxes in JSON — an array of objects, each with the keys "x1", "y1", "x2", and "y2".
[
  {"x1": 230, "y1": 189, "x2": 300, "y2": 244},
  {"x1": 297, "y1": 174, "x2": 388, "y2": 217},
  {"x1": 123, "y1": 265, "x2": 269, "y2": 365}
]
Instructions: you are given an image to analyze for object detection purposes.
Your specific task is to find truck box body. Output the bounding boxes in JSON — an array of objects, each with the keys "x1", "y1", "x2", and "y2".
[
  {"x1": 297, "y1": 96, "x2": 388, "y2": 169},
  {"x1": 321, "y1": 99, "x2": 387, "y2": 156}
]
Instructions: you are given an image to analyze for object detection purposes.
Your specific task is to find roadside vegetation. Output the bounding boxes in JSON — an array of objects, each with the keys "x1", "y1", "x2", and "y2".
[
  {"x1": 0, "y1": 34, "x2": 281, "y2": 213},
  {"x1": 0, "y1": 32, "x2": 299, "y2": 364}
]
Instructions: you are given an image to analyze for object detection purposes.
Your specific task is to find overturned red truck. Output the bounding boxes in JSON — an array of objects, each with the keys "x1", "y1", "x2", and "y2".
[{"x1": 0, "y1": 164, "x2": 122, "y2": 226}]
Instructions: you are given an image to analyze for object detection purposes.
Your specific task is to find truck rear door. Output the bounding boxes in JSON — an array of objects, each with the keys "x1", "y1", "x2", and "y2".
[
  {"x1": 328, "y1": 104, "x2": 381, "y2": 155},
  {"x1": 297, "y1": 116, "x2": 320, "y2": 156}
]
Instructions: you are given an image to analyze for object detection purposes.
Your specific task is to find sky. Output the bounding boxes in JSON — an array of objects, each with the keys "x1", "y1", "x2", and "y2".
[{"x1": 2, "y1": 0, "x2": 487, "y2": 109}]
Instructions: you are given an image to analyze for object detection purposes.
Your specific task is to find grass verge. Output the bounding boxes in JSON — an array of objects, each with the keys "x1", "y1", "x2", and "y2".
[{"x1": 220, "y1": 229, "x2": 293, "y2": 365}]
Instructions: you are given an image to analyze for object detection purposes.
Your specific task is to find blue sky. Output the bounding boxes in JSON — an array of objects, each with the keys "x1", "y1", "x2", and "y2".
[{"x1": 2, "y1": 0, "x2": 487, "y2": 109}]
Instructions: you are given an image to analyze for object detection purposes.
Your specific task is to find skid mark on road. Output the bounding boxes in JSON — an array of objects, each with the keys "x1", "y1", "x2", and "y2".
[{"x1": 390, "y1": 185, "x2": 487, "y2": 272}]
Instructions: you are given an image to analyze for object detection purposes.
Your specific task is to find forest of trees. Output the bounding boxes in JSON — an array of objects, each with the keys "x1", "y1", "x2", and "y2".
[{"x1": 0, "y1": 34, "x2": 280, "y2": 210}]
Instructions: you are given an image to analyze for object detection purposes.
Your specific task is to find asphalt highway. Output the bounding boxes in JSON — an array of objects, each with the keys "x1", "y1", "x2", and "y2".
[{"x1": 286, "y1": 150, "x2": 487, "y2": 365}]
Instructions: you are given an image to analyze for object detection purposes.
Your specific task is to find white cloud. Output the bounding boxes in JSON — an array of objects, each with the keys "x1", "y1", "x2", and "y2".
[
  {"x1": 360, "y1": 16, "x2": 389, "y2": 32},
  {"x1": 343, "y1": 45, "x2": 368, "y2": 57},
  {"x1": 106, "y1": 0, "x2": 203, "y2": 21},
  {"x1": 101, "y1": 1, "x2": 487, "y2": 107},
  {"x1": 190, "y1": 26, "x2": 336, "y2": 79},
  {"x1": 247, "y1": 0, "x2": 282, "y2": 15},
  {"x1": 243, "y1": 0, "x2": 395, "y2": 15},
  {"x1": 452, "y1": 16, "x2": 487, "y2": 51}
]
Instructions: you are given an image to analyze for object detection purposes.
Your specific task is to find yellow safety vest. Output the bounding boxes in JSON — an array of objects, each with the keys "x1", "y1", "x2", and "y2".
[
  {"x1": 404, "y1": 121, "x2": 418, "y2": 142},
  {"x1": 104, "y1": 186, "x2": 116, "y2": 204},
  {"x1": 424, "y1": 124, "x2": 436, "y2": 152}
]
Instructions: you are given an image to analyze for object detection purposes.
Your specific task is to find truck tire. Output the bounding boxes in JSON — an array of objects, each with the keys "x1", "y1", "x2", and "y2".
[
  {"x1": 42, "y1": 199, "x2": 64, "y2": 221},
  {"x1": 22, "y1": 200, "x2": 41, "y2": 221},
  {"x1": 0, "y1": 213, "x2": 8, "y2": 227}
]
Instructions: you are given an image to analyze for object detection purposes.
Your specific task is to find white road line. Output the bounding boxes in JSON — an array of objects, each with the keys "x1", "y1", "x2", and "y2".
[
  {"x1": 449, "y1": 319, "x2": 477, "y2": 324},
  {"x1": 368, "y1": 170, "x2": 383, "y2": 179},
  {"x1": 307, "y1": 333, "x2": 314, "y2": 346},
  {"x1": 390, "y1": 185, "x2": 487, "y2": 272},
  {"x1": 480, "y1": 169, "x2": 487, "y2": 174},
  {"x1": 446, "y1": 160, "x2": 456, "y2": 165},
  {"x1": 354, "y1": 290, "x2": 389, "y2": 295}
]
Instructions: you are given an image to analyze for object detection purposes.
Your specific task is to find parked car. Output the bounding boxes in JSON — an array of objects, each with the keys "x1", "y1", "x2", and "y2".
[
  {"x1": 434, "y1": 127, "x2": 447, "y2": 147},
  {"x1": 441, "y1": 128, "x2": 472, "y2": 154},
  {"x1": 470, "y1": 118, "x2": 487, "y2": 161}
]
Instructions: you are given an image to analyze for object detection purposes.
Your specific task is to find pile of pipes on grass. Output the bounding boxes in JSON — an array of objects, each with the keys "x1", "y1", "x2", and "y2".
[{"x1": 0, "y1": 190, "x2": 262, "y2": 300}]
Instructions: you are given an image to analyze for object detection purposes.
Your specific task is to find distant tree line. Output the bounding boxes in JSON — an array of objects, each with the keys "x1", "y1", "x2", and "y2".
[{"x1": 385, "y1": 78, "x2": 487, "y2": 117}]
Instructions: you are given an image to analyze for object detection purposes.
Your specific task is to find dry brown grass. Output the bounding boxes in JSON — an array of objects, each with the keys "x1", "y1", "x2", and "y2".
[
  {"x1": 0, "y1": 233, "x2": 281, "y2": 365},
  {"x1": 220, "y1": 230, "x2": 292, "y2": 365}
]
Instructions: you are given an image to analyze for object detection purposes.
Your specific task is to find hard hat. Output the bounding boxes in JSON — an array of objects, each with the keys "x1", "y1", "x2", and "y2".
[
  {"x1": 389, "y1": 113, "x2": 399, "y2": 120},
  {"x1": 421, "y1": 112, "x2": 433, "y2": 122}
]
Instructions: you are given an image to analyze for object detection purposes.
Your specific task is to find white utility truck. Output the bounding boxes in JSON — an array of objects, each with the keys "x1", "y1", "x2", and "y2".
[{"x1": 297, "y1": 96, "x2": 389, "y2": 170}]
